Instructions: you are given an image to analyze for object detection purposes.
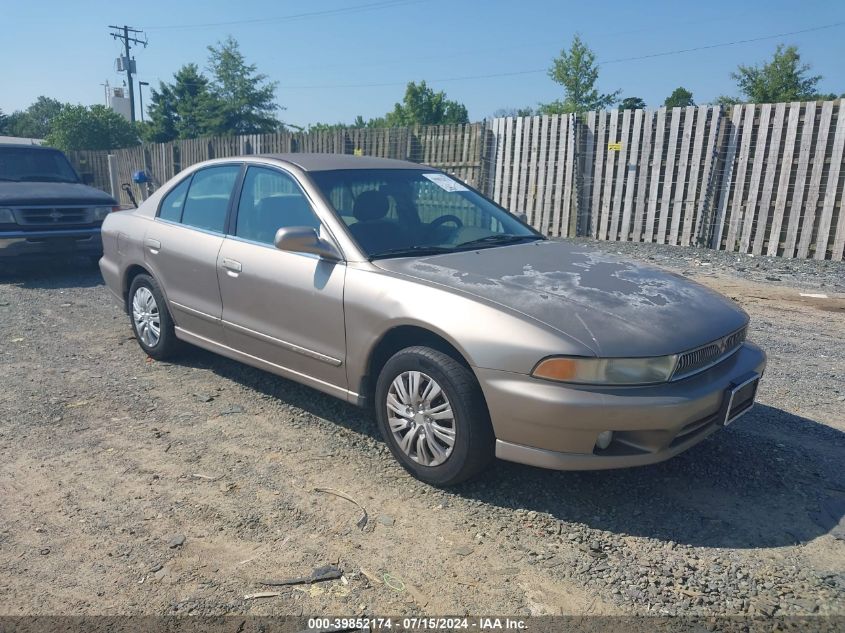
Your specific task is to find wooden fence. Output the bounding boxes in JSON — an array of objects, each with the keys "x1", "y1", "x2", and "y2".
[
  {"x1": 68, "y1": 124, "x2": 487, "y2": 209},
  {"x1": 68, "y1": 100, "x2": 845, "y2": 260}
]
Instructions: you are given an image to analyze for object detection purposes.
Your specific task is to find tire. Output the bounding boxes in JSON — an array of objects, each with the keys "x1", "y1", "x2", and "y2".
[
  {"x1": 375, "y1": 346, "x2": 494, "y2": 486},
  {"x1": 127, "y1": 273, "x2": 178, "y2": 360}
]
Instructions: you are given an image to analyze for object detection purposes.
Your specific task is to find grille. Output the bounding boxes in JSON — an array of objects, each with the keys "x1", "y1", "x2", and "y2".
[
  {"x1": 15, "y1": 207, "x2": 92, "y2": 226},
  {"x1": 673, "y1": 327, "x2": 747, "y2": 379}
]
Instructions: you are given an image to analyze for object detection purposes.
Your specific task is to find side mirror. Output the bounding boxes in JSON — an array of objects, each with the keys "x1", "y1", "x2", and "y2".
[
  {"x1": 274, "y1": 226, "x2": 342, "y2": 261},
  {"x1": 518, "y1": 212, "x2": 529, "y2": 223},
  {"x1": 81, "y1": 172, "x2": 95, "y2": 186}
]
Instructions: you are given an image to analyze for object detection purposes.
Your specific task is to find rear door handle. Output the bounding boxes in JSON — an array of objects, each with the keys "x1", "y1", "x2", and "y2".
[
  {"x1": 144, "y1": 238, "x2": 161, "y2": 253},
  {"x1": 221, "y1": 257, "x2": 242, "y2": 275}
]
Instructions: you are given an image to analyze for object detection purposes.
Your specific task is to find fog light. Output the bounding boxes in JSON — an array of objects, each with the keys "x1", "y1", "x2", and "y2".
[{"x1": 595, "y1": 430, "x2": 614, "y2": 450}]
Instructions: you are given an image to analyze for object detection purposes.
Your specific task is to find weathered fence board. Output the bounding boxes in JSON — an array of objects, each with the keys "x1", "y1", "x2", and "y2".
[{"x1": 768, "y1": 102, "x2": 800, "y2": 257}]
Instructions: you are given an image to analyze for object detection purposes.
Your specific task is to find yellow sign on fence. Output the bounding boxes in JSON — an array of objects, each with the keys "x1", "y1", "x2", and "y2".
[{"x1": 608, "y1": 142, "x2": 623, "y2": 151}]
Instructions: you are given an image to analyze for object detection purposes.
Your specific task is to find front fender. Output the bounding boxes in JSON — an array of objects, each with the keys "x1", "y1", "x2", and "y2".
[{"x1": 343, "y1": 263, "x2": 596, "y2": 390}]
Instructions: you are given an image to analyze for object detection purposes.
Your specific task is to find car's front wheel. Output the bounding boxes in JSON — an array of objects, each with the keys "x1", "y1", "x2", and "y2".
[
  {"x1": 375, "y1": 346, "x2": 494, "y2": 486},
  {"x1": 128, "y1": 274, "x2": 178, "y2": 360}
]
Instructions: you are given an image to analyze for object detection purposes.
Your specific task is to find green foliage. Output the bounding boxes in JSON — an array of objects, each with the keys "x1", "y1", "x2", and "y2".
[
  {"x1": 384, "y1": 81, "x2": 469, "y2": 126},
  {"x1": 714, "y1": 95, "x2": 741, "y2": 107},
  {"x1": 491, "y1": 106, "x2": 535, "y2": 117},
  {"x1": 0, "y1": 108, "x2": 7, "y2": 134},
  {"x1": 172, "y1": 64, "x2": 223, "y2": 138},
  {"x1": 540, "y1": 34, "x2": 619, "y2": 113},
  {"x1": 728, "y1": 45, "x2": 827, "y2": 104},
  {"x1": 307, "y1": 122, "x2": 346, "y2": 132},
  {"x1": 44, "y1": 105, "x2": 139, "y2": 151},
  {"x1": 663, "y1": 87, "x2": 695, "y2": 108},
  {"x1": 618, "y1": 97, "x2": 646, "y2": 111},
  {"x1": 142, "y1": 39, "x2": 279, "y2": 141},
  {"x1": 308, "y1": 115, "x2": 387, "y2": 131},
  {"x1": 3, "y1": 96, "x2": 67, "y2": 139},
  {"x1": 207, "y1": 36, "x2": 280, "y2": 134},
  {"x1": 143, "y1": 83, "x2": 179, "y2": 142}
]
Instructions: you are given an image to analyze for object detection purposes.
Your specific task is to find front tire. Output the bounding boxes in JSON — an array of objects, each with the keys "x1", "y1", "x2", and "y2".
[
  {"x1": 375, "y1": 346, "x2": 494, "y2": 486},
  {"x1": 128, "y1": 274, "x2": 178, "y2": 360}
]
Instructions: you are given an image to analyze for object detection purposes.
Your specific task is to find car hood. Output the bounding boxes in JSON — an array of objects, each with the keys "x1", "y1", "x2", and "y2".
[
  {"x1": 373, "y1": 240, "x2": 748, "y2": 357},
  {"x1": 0, "y1": 182, "x2": 116, "y2": 207}
]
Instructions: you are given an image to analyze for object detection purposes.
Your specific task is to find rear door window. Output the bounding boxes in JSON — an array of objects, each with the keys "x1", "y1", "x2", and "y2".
[{"x1": 180, "y1": 165, "x2": 241, "y2": 233}]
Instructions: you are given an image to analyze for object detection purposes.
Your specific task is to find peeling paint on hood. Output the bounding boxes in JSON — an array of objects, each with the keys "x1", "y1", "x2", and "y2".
[{"x1": 374, "y1": 240, "x2": 749, "y2": 357}]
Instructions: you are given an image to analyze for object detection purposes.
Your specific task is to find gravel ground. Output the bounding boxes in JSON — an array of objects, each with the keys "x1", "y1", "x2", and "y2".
[{"x1": 0, "y1": 243, "x2": 843, "y2": 619}]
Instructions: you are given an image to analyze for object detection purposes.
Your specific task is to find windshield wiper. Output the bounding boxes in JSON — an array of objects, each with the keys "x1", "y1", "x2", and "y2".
[
  {"x1": 456, "y1": 234, "x2": 540, "y2": 250},
  {"x1": 370, "y1": 245, "x2": 455, "y2": 260},
  {"x1": 0, "y1": 177, "x2": 21, "y2": 181}
]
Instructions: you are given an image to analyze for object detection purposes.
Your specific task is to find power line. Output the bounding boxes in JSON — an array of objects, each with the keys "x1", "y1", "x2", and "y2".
[
  {"x1": 141, "y1": 0, "x2": 421, "y2": 31},
  {"x1": 279, "y1": 20, "x2": 845, "y2": 90},
  {"x1": 599, "y1": 20, "x2": 845, "y2": 65}
]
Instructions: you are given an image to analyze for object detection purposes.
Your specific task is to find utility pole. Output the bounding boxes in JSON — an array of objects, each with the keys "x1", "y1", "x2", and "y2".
[
  {"x1": 138, "y1": 81, "x2": 149, "y2": 123},
  {"x1": 108, "y1": 25, "x2": 147, "y2": 123}
]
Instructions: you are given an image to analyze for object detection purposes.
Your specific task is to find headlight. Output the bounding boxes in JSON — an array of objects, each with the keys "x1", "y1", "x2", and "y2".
[
  {"x1": 532, "y1": 355, "x2": 678, "y2": 385},
  {"x1": 92, "y1": 206, "x2": 114, "y2": 221},
  {"x1": 0, "y1": 208, "x2": 16, "y2": 224}
]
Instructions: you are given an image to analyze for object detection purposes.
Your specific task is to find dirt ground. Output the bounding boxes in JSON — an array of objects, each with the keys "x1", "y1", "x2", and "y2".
[{"x1": 0, "y1": 243, "x2": 843, "y2": 618}]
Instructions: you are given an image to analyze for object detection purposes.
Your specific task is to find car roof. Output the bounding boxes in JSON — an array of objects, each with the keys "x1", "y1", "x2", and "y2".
[
  {"x1": 257, "y1": 153, "x2": 426, "y2": 172},
  {"x1": 0, "y1": 143, "x2": 60, "y2": 150}
]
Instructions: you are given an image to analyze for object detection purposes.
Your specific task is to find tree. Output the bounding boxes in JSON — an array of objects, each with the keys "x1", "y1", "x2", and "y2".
[
  {"x1": 384, "y1": 81, "x2": 469, "y2": 126},
  {"x1": 491, "y1": 106, "x2": 535, "y2": 117},
  {"x1": 664, "y1": 87, "x2": 695, "y2": 108},
  {"x1": 728, "y1": 45, "x2": 827, "y2": 104},
  {"x1": 207, "y1": 37, "x2": 280, "y2": 134},
  {"x1": 143, "y1": 83, "x2": 178, "y2": 142},
  {"x1": 618, "y1": 97, "x2": 646, "y2": 110},
  {"x1": 0, "y1": 108, "x2": 7, "y2": 134},
  {"x1": 4, "y1": 96, "x2": 67, "y2": 138},
  {"x1": 44, "y1": 105, "x2": 139, "y2": 151},
  {"x1": 172, "y1": 64, "x2": 223, "y2": 138},
  {"x1": 540, "y1": 34, "x2": 620, "y2": 114}
]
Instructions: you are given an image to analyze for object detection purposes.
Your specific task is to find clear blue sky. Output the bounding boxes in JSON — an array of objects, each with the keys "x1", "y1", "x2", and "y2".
[{"x1": 2, "y1": 0, "x2": 844, "y2": 126}]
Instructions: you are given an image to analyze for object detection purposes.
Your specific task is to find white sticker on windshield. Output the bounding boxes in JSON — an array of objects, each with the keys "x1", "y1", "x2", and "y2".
[{"x1": 422, "y1": 172, "x2": 468, "y2": 192}]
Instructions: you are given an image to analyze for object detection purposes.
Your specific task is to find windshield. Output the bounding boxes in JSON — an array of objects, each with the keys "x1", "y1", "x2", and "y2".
[
  {"x1": 310, "y1": 169, "x2": 541, "y2": 258},
  {"x1": 0, "y1": 148, "x2": 80, "y2": 183}
]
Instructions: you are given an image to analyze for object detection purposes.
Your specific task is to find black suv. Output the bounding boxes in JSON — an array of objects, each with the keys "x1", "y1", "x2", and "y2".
[{"x1": 0, "y1": 144, "x2": 118, "y2": 262}]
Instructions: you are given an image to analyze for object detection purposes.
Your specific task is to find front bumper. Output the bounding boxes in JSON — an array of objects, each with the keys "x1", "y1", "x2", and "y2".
[
  {"x1": 0, "y1": 227, "x2": 102, "y2": 258},
  {"x1": 477, "y1": 342, "x2": 767, "y2": 470}
]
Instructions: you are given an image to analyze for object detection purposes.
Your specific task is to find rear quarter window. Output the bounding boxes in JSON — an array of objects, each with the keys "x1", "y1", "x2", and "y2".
[{"x1": 158, "y1": 177, "x2": 191, "y2": 222}]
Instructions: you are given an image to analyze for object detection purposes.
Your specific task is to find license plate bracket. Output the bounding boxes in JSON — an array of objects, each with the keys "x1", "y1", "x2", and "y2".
[{"x1": 722, "y1": 372, "x2": 760, "y2": 426}]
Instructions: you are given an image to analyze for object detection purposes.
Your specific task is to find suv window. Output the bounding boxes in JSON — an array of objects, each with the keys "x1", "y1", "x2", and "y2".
[
  {"x1": 158, "y1": 177, "x2": 191, "y2": 222},
  {"x1": 180, "y1": 165, "x2": 240, "y2": 233},
  {"x1": 235, "y1": 167, "x2": 320, "y2": 245}
]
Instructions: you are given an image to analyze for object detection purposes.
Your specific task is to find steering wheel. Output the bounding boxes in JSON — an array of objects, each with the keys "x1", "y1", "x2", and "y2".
[{"x1": 429, "y1": 215, "x2": 464, "y2": 230}]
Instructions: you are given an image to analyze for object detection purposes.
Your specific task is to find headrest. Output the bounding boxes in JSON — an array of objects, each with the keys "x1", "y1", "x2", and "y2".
[{"x1": 353, "y1": 190, "x2": 390, "y2": 222}]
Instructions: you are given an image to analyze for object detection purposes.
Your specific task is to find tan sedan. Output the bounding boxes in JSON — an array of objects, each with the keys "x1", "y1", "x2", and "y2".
[{"x1": 100, "y1": 154, "x2": 766, "y2": 485}]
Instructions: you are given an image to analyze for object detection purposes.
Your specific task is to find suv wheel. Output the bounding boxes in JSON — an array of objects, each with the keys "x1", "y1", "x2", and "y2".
[
  {"x1": 128, "y1": 274, "x2": 178, "y2": 360},
  {"x1": 375, "y1": 346, "x2": 494, "y2": 486}
]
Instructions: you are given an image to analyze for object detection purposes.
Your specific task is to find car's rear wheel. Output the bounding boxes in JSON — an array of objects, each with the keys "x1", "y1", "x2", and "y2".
[
  {"x1": 128, "y1": 274, "x2": 178, "y2": 360},
  {"x1": 375, "y1": 346, "x2": 494, "y2": 486}
]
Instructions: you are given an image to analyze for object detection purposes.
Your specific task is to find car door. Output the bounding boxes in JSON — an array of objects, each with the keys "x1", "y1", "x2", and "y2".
[
  {"x1": 144, "y1": 163, "x2": 241, "y2": 342},
  {"x1": 217, "y1": 165, "x2": 348, "y2": 395}
]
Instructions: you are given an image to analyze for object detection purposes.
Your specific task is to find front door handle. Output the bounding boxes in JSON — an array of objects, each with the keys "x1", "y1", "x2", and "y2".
[
  {"x1": 221, "y1": 257, "x2": 242, "y2": 275},
  {"x1": 144, "y1": 237, "x2": 161, "y2": 253}
]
